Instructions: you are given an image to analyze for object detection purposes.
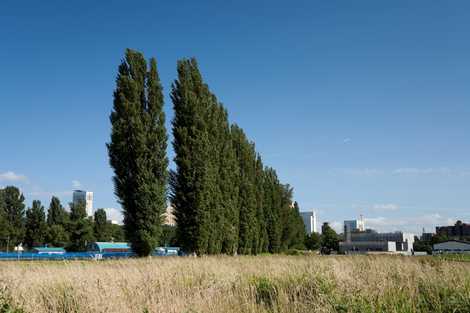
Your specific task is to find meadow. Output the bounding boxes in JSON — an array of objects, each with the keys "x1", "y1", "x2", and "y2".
[{"x1": 0, "y1": 255, "x2": 469, "y2": 313}]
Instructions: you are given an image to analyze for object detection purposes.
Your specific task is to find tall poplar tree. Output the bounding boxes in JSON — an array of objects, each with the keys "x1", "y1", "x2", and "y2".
[
  {"x1": 108, "y1": 49, "x2": 168, "y2": 256},
  {"x1": 263, "y1": 168, "x2": 283, "y2": 253},
  {"x1": 218, "y1": 109, "x2": 239, "y2": 255},
  {"x1": 254, "y1": 155, "x2": 269, "y2": 253},
  {"x1": 170, "y1": 58, "x2": 216, "y2": 255},
  {"x1": 292, "y1": 202, "x2": 307, "y2": 249},
  {"x1": 231, "y1": 125, "x2": 258, "y2": 254},
  {"x1": 170, "y1": 58, "x2": 306, "y2": 255}
]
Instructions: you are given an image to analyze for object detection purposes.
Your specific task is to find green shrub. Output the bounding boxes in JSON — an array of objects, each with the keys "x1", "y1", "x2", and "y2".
[{"x1": 252, "y1": 277, "x2": 278, "y2": 308}]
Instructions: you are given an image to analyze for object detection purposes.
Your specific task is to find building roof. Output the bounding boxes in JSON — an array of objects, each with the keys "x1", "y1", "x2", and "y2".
[
  {"x1": 434, "y1": 239, "x2": 470, "y2": 245},
  {"x1": 33, "y1": 247, "x2": 66, "y2": 252},
  {"x1": 94, "y1": 242, "x2": 130, "y2": 250}
]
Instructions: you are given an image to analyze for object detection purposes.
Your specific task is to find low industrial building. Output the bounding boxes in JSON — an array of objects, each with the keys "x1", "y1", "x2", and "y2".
[
  {"x1": 340, "y1": 241, "x2": 396, "y2": 254},
  {"x1": 340, "y1": 218, "x2": 415, "y2": 255},
  {"x1": 87, "y1": 242, "x2": 131, "y2": 253},
  {"x1": 347, "y1": 230, "x2": 415, "y2": 253},
  {"x1": 436, "y1": 221, "x2": 470, "y2": 240},
  {"x1": 433, "y1": 240, "x2": 470, "y2": 254}
]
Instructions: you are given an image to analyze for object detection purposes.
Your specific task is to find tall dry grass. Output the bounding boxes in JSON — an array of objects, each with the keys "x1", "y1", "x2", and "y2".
[{"x1": 0, "y1": 255, "x2": 469, "y2": 313}]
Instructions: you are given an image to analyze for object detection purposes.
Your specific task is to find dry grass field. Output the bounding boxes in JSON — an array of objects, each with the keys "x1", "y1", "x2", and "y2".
[{"x1": 1, "y1": 255, "x2": 469, "y2": 313}]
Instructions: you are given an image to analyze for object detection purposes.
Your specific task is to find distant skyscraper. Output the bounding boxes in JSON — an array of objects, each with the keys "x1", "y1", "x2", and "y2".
[
  {"x1": 73, "y1": 190, "x2": 93, "y2": 217},
  {"x1": 300, "y1": 209, "x2": 317, "y2": 235},
  {"x1": 344, "y1": 219, "x2": 366, "y2": 233}
]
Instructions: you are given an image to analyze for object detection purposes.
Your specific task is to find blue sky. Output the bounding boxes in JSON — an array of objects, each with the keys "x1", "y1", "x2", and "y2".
[{"x1": 1, "y1": 1, "x2": 469, "y2": 233}]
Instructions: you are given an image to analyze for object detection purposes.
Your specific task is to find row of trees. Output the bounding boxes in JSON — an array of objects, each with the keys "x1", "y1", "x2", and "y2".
[
  {"x1": 0, "y1": 186, "x2": 124, "y2": 251},
  {"x1": 109, "y1": 49, "x2": 307, "y2": 256}
]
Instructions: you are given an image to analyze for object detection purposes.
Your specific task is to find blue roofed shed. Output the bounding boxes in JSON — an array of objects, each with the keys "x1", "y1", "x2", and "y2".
[
  {"x1": 33, "y1": 247, "x2": 66, "y2": 254},
  {"x1": 87, "y1": 242, "x2": 131, "y2": 253}
]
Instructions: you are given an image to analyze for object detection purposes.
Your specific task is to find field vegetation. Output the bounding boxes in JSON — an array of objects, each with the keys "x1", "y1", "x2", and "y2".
[{"x1": 0, "y1": 255, "x2": 469, "y2": 313}]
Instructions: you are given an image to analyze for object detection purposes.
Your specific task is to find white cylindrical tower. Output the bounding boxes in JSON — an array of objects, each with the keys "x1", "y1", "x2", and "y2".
[{"x1": 312, "y1": 210, "x2": 317, "y2": 233}]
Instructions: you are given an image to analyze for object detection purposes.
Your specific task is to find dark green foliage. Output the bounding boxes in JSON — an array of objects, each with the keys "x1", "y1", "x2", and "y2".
[
  {"x1": 109, "y1": 223, "x2": 125, "y2": 242},
  {"x1": 283, "y1": 201, "x2": 307, "y2": 250},
  {"x1": 321, "y1": 222, "x2": 339, "y2": 254},
  {"x1": 70, "y1": 201, "x2": 87, "y2": 221},
  {"x1": 108, "y1": 49, "x2": 168, "y2": 256},
  {"x1": 413, "y1": 239, "x2": 432, "y2": 254},
  {"x1": 67, "y1": 218, "x2": 95, "y2": 252},
  {"x1": 46, "y1": 224, "x2": 69, "y2": 247},
  {"x1": 231, "y1": 125, "x2": 258, "y2": 255},
  {"x1": 0, "y1": 189, "x2": 9, "y2": 246},
  {"x1": 24, "y1": 200, "x2": 48, "y2": 248},
  {"x1": 170, "y1": 58, "x2": 219, "y2": 255},
  {"x1": 254, "y1": 156, "x2": 269, "y2": 254},
  {"x1": 263, "y1": 168, "x2": 283, "y2": 253},
  {"x1": 172, "y1": 57, "x2": 306, "y2": 255},
  {"x1": 160, "y1": 225, "x2": 177, "y2": 246},
  {"x1": 279, "y1": 186, "x2": 293, "y2": 251},
  {"x1": 431, "y1": 233, "x2": 449, "y2": 245},
  {"x1": 67, "y1": 201, "x2": 95, "y2": 251},
  {"x1": 45, "y1": 197, "x2": 70, "y2": 247},
  {"x1": 213, "y1": 107, "x2": 239, "y2": 255},
  {"x1": 1, "y1": 186, "x2": 25, "y2": 246},
  {"x1": 305, "y1": 232, "x2": 321, "y2": 250},
  {"x1": 94, "y1": 209, "x2": 112, "y2": 242},
  {"x1": 47, "y1": 196, "x2": 69, "y2": 227}
]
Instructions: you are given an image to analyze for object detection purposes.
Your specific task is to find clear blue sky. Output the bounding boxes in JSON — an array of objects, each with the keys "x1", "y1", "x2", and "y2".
[{"x1": 1, "y1": 1, "x2": 469, "y2": 233}]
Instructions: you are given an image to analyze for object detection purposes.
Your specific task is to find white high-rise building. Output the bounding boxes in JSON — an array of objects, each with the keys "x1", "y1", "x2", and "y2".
[
  {"x1": 300, "y1": 210, "x2": 317, "y2": 235},
  {"x1": 73, "y1": 190, "x2": 93, "y2": 217},
  {"x1": 344, "y1": 217, "x2": 366, "y2": 234}
]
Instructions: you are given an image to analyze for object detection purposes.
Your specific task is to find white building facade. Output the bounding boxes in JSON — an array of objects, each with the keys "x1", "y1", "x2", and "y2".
[
  {"x1": 300, "y1": 210, "x2": 317, "y2": 235},
  {"x1": 344, "y1": 219, "x2": 366, "y2": 233}
]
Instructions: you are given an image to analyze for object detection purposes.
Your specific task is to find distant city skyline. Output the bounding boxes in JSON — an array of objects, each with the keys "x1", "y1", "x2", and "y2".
[{"x1": 1, "y1": 1, "x2": 469, "y2": 234}]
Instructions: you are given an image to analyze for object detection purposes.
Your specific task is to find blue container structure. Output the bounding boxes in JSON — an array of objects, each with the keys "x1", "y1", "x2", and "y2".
[{"x1": 0, "y1": 242, "x2": 183, "y2": 261}]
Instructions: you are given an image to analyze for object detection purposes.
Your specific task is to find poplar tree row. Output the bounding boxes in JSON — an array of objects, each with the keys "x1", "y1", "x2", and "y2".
[
  {"x1": 109, "y1": 50, "x2": 306, "y2": 256},
  {"x1": 170, "y1": 59, "x2": 305, "y2": 255}
]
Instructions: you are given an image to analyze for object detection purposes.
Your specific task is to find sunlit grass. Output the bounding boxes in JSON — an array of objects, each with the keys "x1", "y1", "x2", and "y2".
[{"x1": 0, "y1": 255, "x2": 469, "y2": 313}]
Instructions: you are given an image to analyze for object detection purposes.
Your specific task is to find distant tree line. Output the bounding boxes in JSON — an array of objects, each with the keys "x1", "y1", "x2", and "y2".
[
  {"x1": 108, "y1": 49, "x2": 307, "y2": 256},
  {"x1": 0, "y1": 186, "x2": 124, "y2": 251}
]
